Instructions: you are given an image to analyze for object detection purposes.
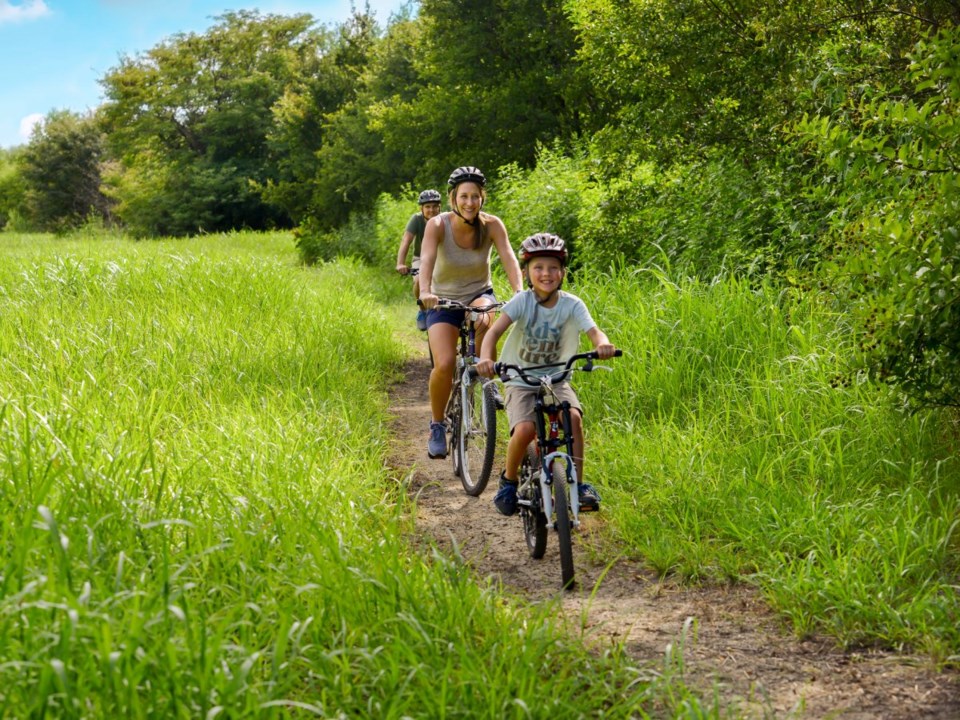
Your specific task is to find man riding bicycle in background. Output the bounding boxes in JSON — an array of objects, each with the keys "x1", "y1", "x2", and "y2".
[
  {"x1": 476, "y1": 233, "x2": 616, "y2": 516},
  {"x1": 396, "y1": 189, "x2": 442, "y2": 331}
]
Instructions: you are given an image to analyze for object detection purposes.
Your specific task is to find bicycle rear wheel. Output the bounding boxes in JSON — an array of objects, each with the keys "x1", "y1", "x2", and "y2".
[
  {"x1": 457, "y1": 377, "x2": 497, "y2": 496},
  {"x1": 551, "y1": 459, "x2": 576, "y2": 590}
]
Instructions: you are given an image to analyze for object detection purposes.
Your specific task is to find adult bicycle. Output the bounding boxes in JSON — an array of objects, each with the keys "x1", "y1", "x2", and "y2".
[
  {"x1": 436, "y1": 298, "x2": 504, "y2": 496},
  {"x1": 494, "y1": 350, "x2": 622, "y2": 590}
]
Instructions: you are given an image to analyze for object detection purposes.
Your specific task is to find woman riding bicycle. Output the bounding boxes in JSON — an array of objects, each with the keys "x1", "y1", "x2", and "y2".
[
  {"x1": 418, "y1": 166, "x2": 523, "y2": 459},
  {"x1": 476, "y1": 233, "x2": 616, "y2": 515}
]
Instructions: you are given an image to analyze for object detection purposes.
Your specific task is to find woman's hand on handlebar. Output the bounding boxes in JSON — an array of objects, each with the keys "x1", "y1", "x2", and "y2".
[
  {"x1": 419, "y1": 291, "x2": 439, "y2": 310},
  {"x1": 476, "y1": 358, "x2": 496, "y2": 379},
  {"x1": 396, "y1": 262, "x2": 410, "y2": 275}
]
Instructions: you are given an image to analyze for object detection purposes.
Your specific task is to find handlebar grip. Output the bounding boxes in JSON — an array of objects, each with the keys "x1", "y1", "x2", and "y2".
[{"x1": 613, "y1": 349, "x2": 623, "y2": 357}]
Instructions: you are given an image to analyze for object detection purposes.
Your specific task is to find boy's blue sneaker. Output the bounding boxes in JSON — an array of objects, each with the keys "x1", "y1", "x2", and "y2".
[
  {"x1": 494, "y1": 474, "x2": 518, "y2": 516},
  {"x1": 416, "y1": 309, "x2": 428, "y2": 331},
  {"x1": 427, "y1": 421, "x2": 447, "y2": 458},
  {"x1": 578, "y1": 483, "x2": 601, "y2": 512}
]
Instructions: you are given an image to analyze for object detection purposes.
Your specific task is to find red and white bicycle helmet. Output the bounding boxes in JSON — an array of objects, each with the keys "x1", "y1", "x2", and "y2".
[{"x1": 518, "y1": 233, "x2": 568, "y2": 267}]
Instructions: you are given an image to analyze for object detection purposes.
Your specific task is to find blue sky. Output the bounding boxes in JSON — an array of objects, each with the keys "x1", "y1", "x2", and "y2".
[{"x1": 0, "y1": 0, "x2": 406, "y2": 149}]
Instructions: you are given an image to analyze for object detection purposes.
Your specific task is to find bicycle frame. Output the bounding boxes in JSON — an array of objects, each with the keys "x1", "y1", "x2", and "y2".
[
  {"x1": 436, "y1": 298, "x2": 504, "y2": 495},
  {"x1": 438, "y1": 299, "x2": 502, "y2": 414},
  {"x1": 529, "y1": 387, "x2": 581, "y2": 526}
]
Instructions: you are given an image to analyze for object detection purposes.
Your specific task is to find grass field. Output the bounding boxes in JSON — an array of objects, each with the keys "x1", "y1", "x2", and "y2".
[
  {"x1": 576, "y1": 270, "x2": 959, "y2": 663},
  {"x1": 0, "y1": 232, "x2": 698, "y2": 718},
  {"x1": 2, "y1": 230, "x2": 957, "y2": 718}
]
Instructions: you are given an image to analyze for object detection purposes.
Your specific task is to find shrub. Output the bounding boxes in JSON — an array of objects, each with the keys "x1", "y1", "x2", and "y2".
[
  {"x1": 490, "y1": 142, "x2": 600, "y2": 266},
  {"x1": 793, "y1": 28, "x2": 960, "y2": 406},
  {"x1": 296, "y1": 209, "x2": 386, "y2": 266}
]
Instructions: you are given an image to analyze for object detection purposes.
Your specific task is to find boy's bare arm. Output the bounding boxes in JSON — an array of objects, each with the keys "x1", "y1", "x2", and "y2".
[
  {"x1": 477, "y1": 313, "x2": 512, "y2": 377},
  {"x1": 587, "y1": 326, "x2": 616, "y2": 359}
]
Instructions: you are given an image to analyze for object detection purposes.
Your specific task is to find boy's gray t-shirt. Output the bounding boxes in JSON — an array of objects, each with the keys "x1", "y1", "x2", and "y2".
[{"x1": 499, "y1": 289, "x2": 596, "y2": 386}]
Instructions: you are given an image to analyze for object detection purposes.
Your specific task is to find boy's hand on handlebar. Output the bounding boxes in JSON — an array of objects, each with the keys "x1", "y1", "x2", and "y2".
[
  {"x1": 396, "y1": 263, "x2": 410, "y2": 275},
  {"x1": 595, "y1": 343, "x2": 617, "y2": 360},
  {"x1": 476, "y1": 358, "x2": 496, "y2": 378}
]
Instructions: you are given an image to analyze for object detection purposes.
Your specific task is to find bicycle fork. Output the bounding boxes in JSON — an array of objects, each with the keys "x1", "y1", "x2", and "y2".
[
  {"x1": 538, "y1": 451, "x2": 580, "y2": 528},
  {"x1": 532, "y1": 403, "x2": 582, "y2": 529}
]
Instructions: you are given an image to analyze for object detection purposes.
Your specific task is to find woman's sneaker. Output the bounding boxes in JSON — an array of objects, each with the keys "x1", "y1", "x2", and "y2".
[
  {"x1": 416, "y1": 309, "x2": 428, "y2": 331},
  {"x1": 493, "y1": 473, "x2": 518, "y2": 516},
  {"x1": 578, "y1": 483, "x2": 601, "y2": 512},
  {"x1": 427, "y1": 421, "x2": 447, "y2": 458}
]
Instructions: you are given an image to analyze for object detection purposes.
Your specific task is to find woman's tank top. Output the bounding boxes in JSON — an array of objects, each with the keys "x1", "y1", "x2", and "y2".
[{"x1": 431, "y1": 213, "x2": 493, "y2": 303}]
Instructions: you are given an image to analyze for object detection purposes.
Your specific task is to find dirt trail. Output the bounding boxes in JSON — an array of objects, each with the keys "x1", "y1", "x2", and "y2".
[{"x1": 387, "y1": 354, "x2": 960, "y2": 719}]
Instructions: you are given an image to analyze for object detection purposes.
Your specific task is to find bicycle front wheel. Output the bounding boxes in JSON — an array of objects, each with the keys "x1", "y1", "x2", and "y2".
[
  {"x1": 551, "y1": 459, "x2": 576, "y2": 590},
  {"x1": 521, "y1": 446, "x2": 547, "y2": 559},
  {"x1": 448, "y1": 377, "x2": 462, "y2": 478},
  {"x1": 457, "y1": 377, "x2": 497, "y2": 496}
]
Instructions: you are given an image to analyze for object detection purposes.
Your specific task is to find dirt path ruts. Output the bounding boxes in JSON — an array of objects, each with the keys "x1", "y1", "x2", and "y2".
[{"x1": 387, "y1": 355, "x2": 960, "y2": 719}]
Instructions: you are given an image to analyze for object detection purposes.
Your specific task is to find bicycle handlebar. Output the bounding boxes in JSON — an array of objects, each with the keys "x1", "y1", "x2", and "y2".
[
  {"x1": 435, "y1": 298, "x2": 505, "y2": 313},
  {"x1": 494, "y1": 349, "x2": 622, "y2": 386}
]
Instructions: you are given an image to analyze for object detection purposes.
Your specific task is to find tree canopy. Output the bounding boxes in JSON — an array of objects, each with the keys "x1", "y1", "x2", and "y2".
[{"x1": 6, "y1": 0, "x2": 960, "y2": 403}]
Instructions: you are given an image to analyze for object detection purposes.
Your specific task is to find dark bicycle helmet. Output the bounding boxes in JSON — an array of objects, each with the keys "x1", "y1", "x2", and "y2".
[
  {"x1": 418, "y1": 189, "x2": 441, "y2": 204},
  {"x1": 447, "y1": 166, "x2": 486, "y2": 188},
  {"x1": 518, "y1": 233, "x2": 568, "y2": 267}
]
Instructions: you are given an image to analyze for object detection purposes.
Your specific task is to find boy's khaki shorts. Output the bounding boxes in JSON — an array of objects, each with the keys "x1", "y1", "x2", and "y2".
[{"x1": 503, "y1": 382, "x2": 582, "y2": 433}]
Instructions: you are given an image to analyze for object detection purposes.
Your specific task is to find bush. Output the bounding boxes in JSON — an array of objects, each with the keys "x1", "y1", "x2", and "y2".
[
  {"x1": 574, "y1": 149, "x2": 815, "y2": 278},
  {"x1": 793, "y1": 28, "x2": 960, "y2": 406},
  {"x1": 489, "y1": 142, "x2": 600, "y2": 266},
  {"x1": 296, "y1": 209, "x2": 387, "y2": 266}
]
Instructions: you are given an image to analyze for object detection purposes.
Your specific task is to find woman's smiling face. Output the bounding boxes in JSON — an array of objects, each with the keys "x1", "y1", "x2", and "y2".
[{"x1": 453, "y1": 182, "x2": 483, "y2": 220}]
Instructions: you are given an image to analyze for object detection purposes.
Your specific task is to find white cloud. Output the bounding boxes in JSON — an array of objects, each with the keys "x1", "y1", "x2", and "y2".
[
  {"x1": 0, "y1": 0, "x2": 50, "y2": 24},
  {"x1": 19, "y1": 113, "x2": 44, "y2": 142}
]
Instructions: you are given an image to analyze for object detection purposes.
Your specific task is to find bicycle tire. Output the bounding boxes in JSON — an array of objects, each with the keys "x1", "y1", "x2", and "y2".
[
  {"x1": 520, "y1": 446, "x2": 547, "y2": 558},
  {"x1": 448, "y1": 377, "x2": 462, "y2": 477},
  {"x1": 552, "y1": 459, "x2": 576, "y2": 590},
  {"x1": 457, "y1": 377, "x2": 497, "y2": 496}
]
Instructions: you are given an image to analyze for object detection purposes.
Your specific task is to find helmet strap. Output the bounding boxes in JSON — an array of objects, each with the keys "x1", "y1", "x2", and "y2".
[{"x1": 452, "y1": 207, "x2": 479, "y2": 226}]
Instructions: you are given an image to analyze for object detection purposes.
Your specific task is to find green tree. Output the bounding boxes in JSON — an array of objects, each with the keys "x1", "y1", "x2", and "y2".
[
  {"x1": 408, "y1": 0, "x2": 585, "y2": 178},
  {"x1": 268, "y1": 8, "x2": 384, "y2": 227},
  {"x1": 99, "y1": 11, "x2": 323, "y2": 236},
  {"x1": 794, "y1": 25, "x2": 960, "y2": 406},
  {"x1": 0, "y1": 147, "x2": 27, "y2": 230},
  {"x1": 18, "y1": 110, "x2": 109, "y2": 233}
]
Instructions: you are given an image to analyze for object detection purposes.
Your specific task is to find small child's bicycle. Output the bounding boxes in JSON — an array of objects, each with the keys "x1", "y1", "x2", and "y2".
[
  {"x1": 437, "y1": 298, "x2": 504, "y2": 496},
  {"x1": 495, "y1": 350, "x2": 622, "y2": 590}
]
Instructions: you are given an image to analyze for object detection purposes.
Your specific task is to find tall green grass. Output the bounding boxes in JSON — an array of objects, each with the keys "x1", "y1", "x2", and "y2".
[
  {"x1": 0, "y1": 233, "x2": 711, "y2": 718},
  {"x1": 575, "y1": 268, "x2": 960, "y2": 662}
]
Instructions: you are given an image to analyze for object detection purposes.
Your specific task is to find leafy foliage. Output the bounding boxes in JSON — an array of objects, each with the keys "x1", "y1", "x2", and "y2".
[
  {"x1": 99, "y1": 11, "x2": 324, "y2": 235},
  {"x1": 17, "y1": 110, "x2": 110, "y2": 233},
  {"x1": 794, "y1": 26, "x2": 960, "y2": 405},
  {"x1": 488, "y1": 142, "x2": 600, "y2": 268},
  {"x1": 0, "y1": 147, "x2": 26, "y2": 230}
]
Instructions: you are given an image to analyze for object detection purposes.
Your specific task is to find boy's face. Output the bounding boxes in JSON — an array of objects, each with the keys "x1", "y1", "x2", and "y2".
[
  {"x1": 526, "y1": 256, "x2": 564, "y2": 294},
  {"x1": 421, "y1": 202, "x2": 441, "y2": 219}
]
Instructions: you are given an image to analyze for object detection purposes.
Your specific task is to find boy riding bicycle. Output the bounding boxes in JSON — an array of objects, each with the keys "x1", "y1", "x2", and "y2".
[{"x1": 476, "y1": 233, "x2": 617, "y2": 516}]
